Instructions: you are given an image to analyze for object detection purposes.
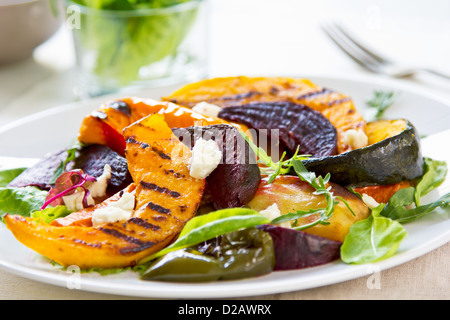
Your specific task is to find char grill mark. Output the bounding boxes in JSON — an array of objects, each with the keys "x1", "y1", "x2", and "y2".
[
  {"x1": 146, "y1": 202, "x2": 171, "y2": 214},
  {"x1": 296, "y1": 88, "x2": 331, "y2": 100},
  {"x1": 140, "y1": 181, "x2": 181, "y2": 198},
  {"x1": 326, "y1": 97, "x2": 352, "y2": 106},
  {"x1": 108, "y1": 100, "x2": 131, "y2": 116},
  {"x1": 164, "y1": 169, "x2": 185, "y2": 179},
  {"x1": 125, "y1": 137, "x2": 149, "y2": 149},
  {"x1": 221, "y1": 91, "x2": 260, "y2": 101},
  {"x1": 128, "y1": 217, "x2": 161, "y2": 231},
  {"x1": 73, "y1": 238, "x2": 102, "y2": 248},
  {"x1": 151, "y1": 147, "x2": 171, "y2": 160},
  {"x1": 99, "y1": 227, "x2": 156, "y2": 255}
]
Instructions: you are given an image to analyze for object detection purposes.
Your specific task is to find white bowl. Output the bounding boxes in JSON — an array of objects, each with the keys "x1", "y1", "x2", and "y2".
[{"x1": 0, "y1": 0, "x2": 63, "y2": 65}]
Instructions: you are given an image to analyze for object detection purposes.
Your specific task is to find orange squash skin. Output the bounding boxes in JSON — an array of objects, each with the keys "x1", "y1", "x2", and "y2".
[
  {"x1": 78, "y1": 97, "x2": 247, "y2": 155},
  {"x1": 5, "y1": 114, "x2": 205, "y2": 269}
]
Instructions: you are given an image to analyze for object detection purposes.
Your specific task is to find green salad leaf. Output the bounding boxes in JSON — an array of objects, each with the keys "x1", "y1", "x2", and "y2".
[
  {"x1": 0, "y1": 167, "x2": 26, "y2": 187},
  {"x1": 0, "y1": 186, "x2": 48, "y2": 222},
  {"x1": 381, "y1": 189, "x2": 450, "y2": 223},
  {"x1": 0, "y1": 166, "x2": 72, "y2": 223},
  {"x1": 31, "y1": 205, "x2": 73, "y2": 224},
  {"x1": 414, "y1": 157, "x2": 447, "y2": 206},
  {"x1": 341, "y1": 204, "x2": 408, "y2": 264},
  {"x1": 341, "y1": 157, "x2": 449, "y2": 264},
  {"x1": 139, "y1": 208, "x2": 270, "y2": 264},
  {"x1": 380, "y1": 158, "x2": 449, "y2": 223}
]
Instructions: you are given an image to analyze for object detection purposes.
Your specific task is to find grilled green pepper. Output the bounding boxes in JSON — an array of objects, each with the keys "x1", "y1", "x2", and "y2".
[{"x1": 141, "y1": 228, "x2": 275, "y2": 282}]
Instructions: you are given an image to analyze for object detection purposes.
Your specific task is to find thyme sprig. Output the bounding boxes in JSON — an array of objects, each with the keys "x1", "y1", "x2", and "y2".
[
  {"x1": 241, "y1": 131, "x2": 355, "y2": 230},
  {"x1": 366, "y1": 90, "x2": 397, "y2": 120},
  {"x1": 240, "y1": 132, "x2": 310, "y2": 183}
]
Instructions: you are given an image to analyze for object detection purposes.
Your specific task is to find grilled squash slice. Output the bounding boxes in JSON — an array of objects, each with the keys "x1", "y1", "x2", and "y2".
[
  {"x1": 4, "y1": 114, "x2": 205, "y2": 269},
  {"x1": 163, "y1": 76, "x2": 366, "y2": 154},
  {"x1": 78, "y1": 97, "x2": 246, "y2": 156},
  {"x1": 50, "y1": 184, "x2": 137, "y2": 227}
]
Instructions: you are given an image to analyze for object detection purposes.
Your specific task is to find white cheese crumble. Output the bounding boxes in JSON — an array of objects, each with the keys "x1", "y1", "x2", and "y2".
[
  {"x1": 189, "y1": 138, "x2": 223, "y2": 179},
  {"x1": 342, "y1": 129, "x2": 369, "y2": 150},
  {"x1": 260, "y1": 203, "x2": 291, "y2": 229},
  {"x1": 361, "y1": 193, "x2": 380, "y2": 209},
  {"x1": 62, "y1": 164, "x2": 112, "y2": 212},
  {"x1": 92, "y1": 192, "x2": 136, "y2": 227},
  {"x1": 192, "y1": 102, "x2": 222, "y2": 118},
  {"x1": 88, "y1": 164, "x2": 112, "y2": 198},
  {"x1": 63, "y1": 191, "x2": 94, "y2": 212}
]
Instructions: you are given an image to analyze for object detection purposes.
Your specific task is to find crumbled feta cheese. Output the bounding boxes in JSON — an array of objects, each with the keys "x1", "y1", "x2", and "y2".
[
  {"x1": 87, "y1": 164, "x2": 111, "y2": 198},
  {"x1": 189, "y1": 138, "x2": 223, "y2": 179},
  {"x1": 361, "y1": 193, "x2": 380, "y2": 209},
  {"x1": 63, "y1": 191, "x2": 94, "y2": 212},
  {"x1": 92, "y1": 192, "x2": 135, "y2": 227},
  {"x1": 260, "y1": 203, "x2": 291, "y2": 229},
  {"x1": 192, "y1": 102, "x2": 222, "y2": 118},
  {"x1": 342, "y1": 129, "x2": 369, "y2": 150}
]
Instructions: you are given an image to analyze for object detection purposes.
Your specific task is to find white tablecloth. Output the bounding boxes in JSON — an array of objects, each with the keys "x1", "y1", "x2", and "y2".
[{"x1": 0, "y1": 0, "x2": 449, "y2": 300}]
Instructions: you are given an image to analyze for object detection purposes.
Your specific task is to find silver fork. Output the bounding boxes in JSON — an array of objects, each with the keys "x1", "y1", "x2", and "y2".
[{"x1": 321, "y1": 22, "x2": 450, "y2": 80}]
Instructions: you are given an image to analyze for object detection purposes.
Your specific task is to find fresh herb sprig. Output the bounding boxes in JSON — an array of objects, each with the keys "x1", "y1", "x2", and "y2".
[
  {"x1": 241, "y1": 131, "x2": 354, "y2": 229},
  {"x1": 366, "y1": 90, "x2": 397, "y2": 120},
  {"x1": 273, "y1": 160, "x2": 355, "y2": 230},
  {"x1": 240, "y1": 132, "x2": 310, "y2": 183}
]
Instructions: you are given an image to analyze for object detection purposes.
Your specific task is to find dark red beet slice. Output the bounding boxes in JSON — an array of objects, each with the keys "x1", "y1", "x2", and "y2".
[
  {"x1": 257, "y1": 224, "x2": 341, "y2": 270},
  {"x1": 68, "y1": 144, "x2": 132, "y2": 196},
  {"x1": 218, "y1": 102, "x2": 337, "y2": 157},
  {"x1": 7, "y1": 148, "x2": 70, "y2": 190},
  {"x1": 172, "y1": 124, "x2": 260, "y2": 209},
  {"x1": 8, "y1": 144, "x2": 132, "y2": 197}
]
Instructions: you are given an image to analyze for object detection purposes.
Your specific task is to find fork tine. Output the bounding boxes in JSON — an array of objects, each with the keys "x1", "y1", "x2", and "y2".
[
  {"x1": 332, "y1": 23, "x2": 389, "y2": 64},
  {"x1": 321, "y1": 23, "x2": 381, "y2": 72}
]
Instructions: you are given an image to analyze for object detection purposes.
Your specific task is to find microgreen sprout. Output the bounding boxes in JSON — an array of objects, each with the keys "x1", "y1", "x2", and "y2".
[{"x1": 41, "y1": 170, "x2": 97, "y2": 210}]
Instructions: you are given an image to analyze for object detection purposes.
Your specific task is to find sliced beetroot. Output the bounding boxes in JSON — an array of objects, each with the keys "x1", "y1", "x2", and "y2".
[
  {"x1": 8, "y1": 144, "x2": 132, "y2": 197},
  {"x1": 172, "y1": 124, "x2": 260, "y2": 209},
  {"x1": 68, "y1": 144, "x2": 132, "y2": 196},
  {"x1": 7, "y1": 148, "x2": 70, "y2": 190},
  {"x1": 257, "y1": 224, "x2": 341, "y2": 270},
  {"x1": 218, "y1": 102, "x2": 338, "y2": 158}
]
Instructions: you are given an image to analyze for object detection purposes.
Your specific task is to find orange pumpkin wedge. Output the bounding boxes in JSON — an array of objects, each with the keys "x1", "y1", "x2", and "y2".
[
  {"x1": 78, "y1": 97, "x2": 247, "y2": 156},
  {"x1": 50, "y1": 184, "x2": 137, "y2": 227},
  {"x1": 163, "y1": 76, "x2": 366, "y2": 154},
  {"x1": 5, "y1": 114, "x2": 205, "y2": 269}
]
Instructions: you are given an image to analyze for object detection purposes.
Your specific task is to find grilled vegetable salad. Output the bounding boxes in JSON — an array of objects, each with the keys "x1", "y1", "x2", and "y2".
[{"x1": 1, "y1": 76, "x2": 449, "y2": 282}]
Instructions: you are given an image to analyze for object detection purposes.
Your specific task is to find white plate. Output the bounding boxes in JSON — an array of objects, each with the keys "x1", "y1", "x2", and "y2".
[{"x1": 0, "y1": 74, "x2": 449, "y2": 299}]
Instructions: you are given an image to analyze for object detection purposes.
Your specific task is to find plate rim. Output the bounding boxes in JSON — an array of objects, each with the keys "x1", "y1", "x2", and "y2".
[{"x1": 0, "y1": 73, "x2": 449, "y2": 299}]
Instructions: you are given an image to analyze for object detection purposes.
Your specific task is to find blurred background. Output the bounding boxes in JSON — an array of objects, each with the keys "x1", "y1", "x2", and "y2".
[{"x1": 0, "y1": 0, "x2": 449, "y2": 126}]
